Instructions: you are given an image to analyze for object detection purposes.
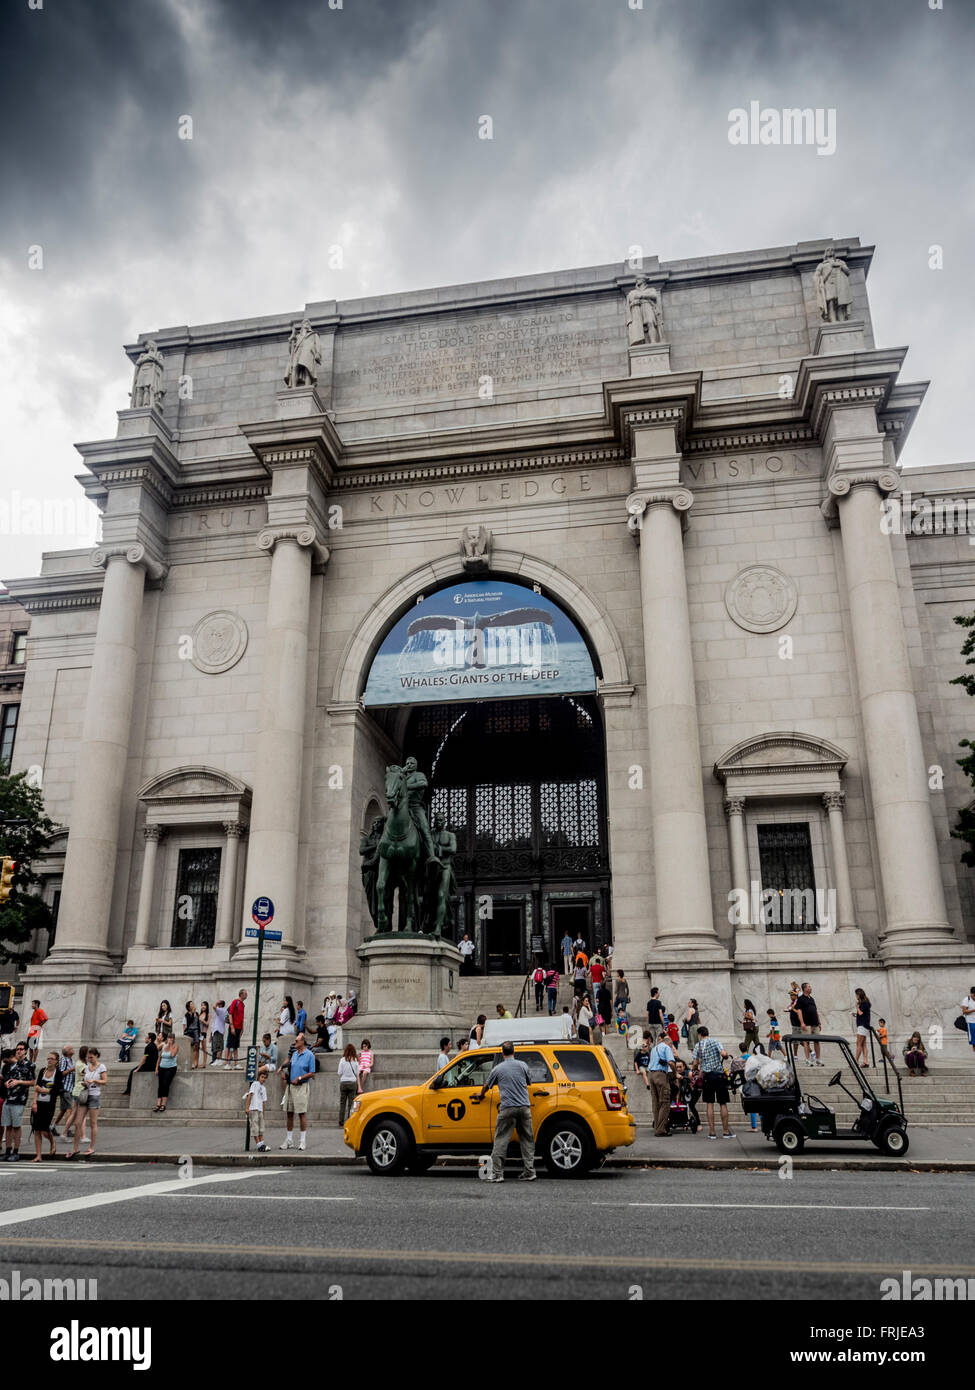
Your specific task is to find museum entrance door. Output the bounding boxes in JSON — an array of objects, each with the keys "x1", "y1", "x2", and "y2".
[
  {"x1": 485, "y1": 902, "x2": 525, "y2": 974},
  {"x1": 403, "y1": 695, "x2": 611, "y2": 975}
]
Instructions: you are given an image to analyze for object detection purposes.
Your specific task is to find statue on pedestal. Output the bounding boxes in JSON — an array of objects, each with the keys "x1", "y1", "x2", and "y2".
[
  {"x1": 130, "y1": 340, "x2": 165, "y2": 410},
  {"x1": 814, "y1": 252, "x2": 853, "y2": 322},
  {"x1": 372, "y1": 756, "x2": 441, "y2": 934},
  {"x1": 284, "y1": 319, "x2": 322, "y2": 388},
  {"x1": 625, "y1": 275, "x2": 663, "y2": 346}
]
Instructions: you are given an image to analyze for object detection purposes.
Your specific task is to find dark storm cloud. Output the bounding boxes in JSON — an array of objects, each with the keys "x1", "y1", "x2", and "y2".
[{"x1": 1, "y1": 0, "x2": 974, "y2": 583}]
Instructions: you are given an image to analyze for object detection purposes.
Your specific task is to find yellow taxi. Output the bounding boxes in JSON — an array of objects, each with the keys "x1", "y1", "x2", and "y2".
[{"x1": 343, "y1": 1041, "x2": 635, "y2": 1177}]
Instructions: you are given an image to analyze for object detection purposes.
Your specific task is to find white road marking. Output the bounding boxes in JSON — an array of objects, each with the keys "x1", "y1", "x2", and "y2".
[
  {"x1": 593, "y1": 1201, "x2": 930, "y2": 1212},
  {"x1": 0, "y1": 1168, "x2": 286, "y2": 1228},
  {"x1": 157, "y1": 1193, "x2": 355, "y2": 1201},
  {"x1": 0, "y1": 1163, "x2": 137, "y2": 1172}
]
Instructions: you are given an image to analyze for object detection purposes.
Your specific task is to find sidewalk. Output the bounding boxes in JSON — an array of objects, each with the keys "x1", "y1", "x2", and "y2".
[{"x1": 47, "y1": 1121, "x2": 975, "y2": 1171}]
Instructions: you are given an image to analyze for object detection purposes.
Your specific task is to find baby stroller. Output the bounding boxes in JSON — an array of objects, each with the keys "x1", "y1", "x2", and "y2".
[{"x1": 668, "y1": 1075, "x2": 700, "y2": 1133}]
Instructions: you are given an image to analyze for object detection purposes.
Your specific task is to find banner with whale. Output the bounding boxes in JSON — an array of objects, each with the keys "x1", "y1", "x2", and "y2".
[{"x1": 362, "y1": 578, "x2": 597, "y2": 707}]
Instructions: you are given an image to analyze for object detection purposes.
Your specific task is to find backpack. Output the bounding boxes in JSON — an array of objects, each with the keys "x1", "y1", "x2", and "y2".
[{"x1": 532, "y1": 968, "x2": 544, "y2": 984}]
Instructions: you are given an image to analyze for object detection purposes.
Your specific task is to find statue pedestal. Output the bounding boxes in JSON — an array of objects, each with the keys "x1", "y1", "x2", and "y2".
[
  {"x1": 628, "y1": 342, "x2": 672, "y2": 377},
  {"x1": 815, "y1": 320, "x2": 865, "y2": 355},
  {"x1": 276, "y1": 385, "x2": 326, "y2": 419},
  {"x1": 355, "y1": 934, "x2": 468, "y2": 1050}
]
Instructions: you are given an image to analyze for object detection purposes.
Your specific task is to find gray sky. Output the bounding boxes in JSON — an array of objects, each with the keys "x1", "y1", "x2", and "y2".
[{"x1": 2, "y1": 0, "x2": 973, "y2": 579}]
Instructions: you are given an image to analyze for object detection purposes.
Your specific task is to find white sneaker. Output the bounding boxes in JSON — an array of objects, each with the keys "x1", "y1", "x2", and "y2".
[
  {"x1": 298, "y1": 1141, "x2": 306, "y2": 1151},
  {"x1": 280, "y1": 1138, "x2": 293, "y2": 1150},
  {"x1": 212, "y1": 1060, "x2": 223, "y2": 1068}
]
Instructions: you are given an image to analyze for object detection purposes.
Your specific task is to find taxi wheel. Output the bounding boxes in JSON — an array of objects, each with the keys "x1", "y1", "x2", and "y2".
[
  {"x1": 542, "y1": 1118, "x2": 594, "y2": 1177},
  {"x1": 365, "y1": 1118, "x2": 412, "y2": 1175}
]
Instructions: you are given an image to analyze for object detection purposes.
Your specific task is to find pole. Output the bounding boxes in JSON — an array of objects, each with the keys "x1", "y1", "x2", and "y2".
[{"x1": 244, "y1": 927, "x2": 265, "y2": 1153}]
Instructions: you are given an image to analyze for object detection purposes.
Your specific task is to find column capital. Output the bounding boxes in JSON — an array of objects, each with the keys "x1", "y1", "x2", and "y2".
[
  {"x1": 820, "y1": 469, "x2": 899, "y2": 525},
  {"x1": 625, "y1": 487, "x2": 693, "y2": 541},
  {"x1": 723, "y1": 796, "x2": 746, "y2": 817},
  {"x1": 143, "y1": 823, "x2": 166, "y2": 843},
  {"x1": 257, "y1": 525, "x2": 330, "y2": 571},
  {"x1": 222, "y1": 821, "x2": 247, "y2": 838},
  {"x1": 822, "y1": 790, "x2": 846, "y2": 813},
  {"x1": 91, "y1": 542, "x2": 168, "y2": 585}
]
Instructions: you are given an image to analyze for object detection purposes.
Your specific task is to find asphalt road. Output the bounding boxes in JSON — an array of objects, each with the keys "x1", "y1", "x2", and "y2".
[{"x1": 2, "y1": 1160, "x2": 973, "y2": 1302}]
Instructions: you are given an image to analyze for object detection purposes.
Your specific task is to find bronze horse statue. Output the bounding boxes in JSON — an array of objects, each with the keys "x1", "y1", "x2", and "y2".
[{"x1": 375, "y1": 763, "x2": 423, "y2": 932}]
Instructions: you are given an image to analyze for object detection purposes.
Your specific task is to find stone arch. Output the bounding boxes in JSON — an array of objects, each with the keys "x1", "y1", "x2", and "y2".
[{"x1": 330, "y1": 546, "x2": 630, "y2": 704}]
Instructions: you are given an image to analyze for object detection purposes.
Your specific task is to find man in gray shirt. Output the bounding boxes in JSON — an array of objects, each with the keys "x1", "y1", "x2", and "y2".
[{"x1": 475, "y1": 1040, "x2": 542, "y2": 1182}]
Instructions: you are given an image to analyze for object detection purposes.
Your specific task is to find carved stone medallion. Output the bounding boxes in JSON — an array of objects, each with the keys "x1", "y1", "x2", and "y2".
[
  {"x1": 724, "y1": 564, "x2": 798, "y2": 634},
  {"x1": 191, "y1": 610, "x2": 248, "y2": 674}
]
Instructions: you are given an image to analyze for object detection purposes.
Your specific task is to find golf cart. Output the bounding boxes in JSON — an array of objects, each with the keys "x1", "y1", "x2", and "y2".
[{"x1": 740, "y1": 1033, "x2": 909, "y2": 1156}]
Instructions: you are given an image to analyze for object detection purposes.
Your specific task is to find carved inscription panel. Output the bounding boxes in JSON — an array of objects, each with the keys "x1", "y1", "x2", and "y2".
[{"x1": 333, "y1": 299, "x2": 626, "y2": 405}]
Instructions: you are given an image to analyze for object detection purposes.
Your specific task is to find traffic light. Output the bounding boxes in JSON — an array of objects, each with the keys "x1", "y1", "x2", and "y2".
[{"x1": 0, "y1": 857, "x2": 15, "y2": 904}]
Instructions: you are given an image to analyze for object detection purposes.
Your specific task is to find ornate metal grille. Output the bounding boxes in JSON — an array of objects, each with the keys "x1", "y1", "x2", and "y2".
[
  {"x1": 170, "y1": 847, "x2": 221, "y2": 948},
  {"x1": 757, "y1": 823, "x2": 818, "y2": 932},
  {"x1": 474, "y1": 782, "x2": 532, "y2": 849},
  {"x1": 540, "y1": 779, "x2": 600, "y2": 848},
  {"x1": 431, "y1": 785, "x2": 467, "y2": 829}
]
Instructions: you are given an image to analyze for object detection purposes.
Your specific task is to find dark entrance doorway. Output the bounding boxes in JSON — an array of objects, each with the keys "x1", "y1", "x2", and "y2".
[
  {"x1": 550, "y1": 901, "x2": 593, "y2": 952},
  {"x1": 403, "y1": 695, "x2": 611, "y2": 973},
  {"x1": 486, "y1": 902, "x2": 524, "y2": 974}
]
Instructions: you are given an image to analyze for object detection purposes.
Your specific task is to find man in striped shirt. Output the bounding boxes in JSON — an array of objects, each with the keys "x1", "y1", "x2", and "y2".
[{"x1": 691, "y1": 1027, "x2": 735, "y2": 1140}]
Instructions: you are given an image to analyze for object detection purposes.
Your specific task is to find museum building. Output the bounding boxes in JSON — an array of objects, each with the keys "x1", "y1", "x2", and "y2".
[{"x1": 7, "y1": 236, "x2": 975, "y2": 1053}]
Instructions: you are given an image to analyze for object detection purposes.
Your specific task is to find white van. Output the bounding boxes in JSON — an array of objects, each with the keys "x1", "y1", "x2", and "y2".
[{"x1": 479, "y1": 1014, "x2": 575, "y2": 1047}]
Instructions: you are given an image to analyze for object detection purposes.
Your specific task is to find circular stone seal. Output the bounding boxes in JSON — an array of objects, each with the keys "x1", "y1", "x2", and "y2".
[
  {"x1": 724, "y1": 564, "x2": 798, "y2": 634},
  {"x1": 190, "y1": 610, "x2": 248, "y2": 674}
]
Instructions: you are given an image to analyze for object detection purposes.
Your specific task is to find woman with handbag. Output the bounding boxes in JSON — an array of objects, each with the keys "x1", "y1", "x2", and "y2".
[
  {"x1": 30, "y1": 1052, "x2": 61, "y2": 1162},
  {"x1": 68, "y1": 1048, "x2": 106, "y2": 1158},
  {"x1": 740, "y1": 999, "x2": 759, "y2": 1050},
  {"x1": 155, "y1": 1000, "x2": 174, "y2": 1041},
  {"x1": 684, "y1": 999, "x2": 701, "y2": 1052}
]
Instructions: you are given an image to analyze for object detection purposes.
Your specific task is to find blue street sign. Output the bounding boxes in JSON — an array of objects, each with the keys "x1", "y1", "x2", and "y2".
[
  {"x1": 261, "y1": 929, "x2": 283, "y2": 941},
  {"x1": 251, "y1": 896, "x2": 275, "y2": 926},
  {"x1": 245, "y1": 926, "x2": 283, "y2": 942}
]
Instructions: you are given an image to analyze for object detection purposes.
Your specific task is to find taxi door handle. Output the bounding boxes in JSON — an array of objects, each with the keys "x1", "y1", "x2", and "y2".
[{"x1": 533, "y1": 1090, "x2": 551, "y2": 1097}]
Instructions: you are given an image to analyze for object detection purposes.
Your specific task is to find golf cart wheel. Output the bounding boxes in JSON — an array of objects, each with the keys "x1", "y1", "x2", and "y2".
[
  {"x1": 877, "y1": 1126, "x2": 909, "y2": 1157},
  {"x1": 406, "y1": 1151, "x2": 437, "y2": 1174},
  {"x1": 773, "y1": 1118, "x2": 806, "y2": 1153},
  {"x1": 542, "y1": 1118, "x2": 594, "y2": 1177},
  {"x1": 365, "y1": 1117, "x2": 412, "y2": 1175}
]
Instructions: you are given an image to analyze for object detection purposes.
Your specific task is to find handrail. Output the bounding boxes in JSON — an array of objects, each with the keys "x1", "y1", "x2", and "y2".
[
  {"x1": 869, "y1": 1025, "x2": 906, "y2": 1118},
  {"x1": 515, "y1": 970, "x2": 534, "y2": 1018}
]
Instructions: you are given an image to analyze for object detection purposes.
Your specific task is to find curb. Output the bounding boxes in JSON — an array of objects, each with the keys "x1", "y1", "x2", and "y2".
[{"x1": 75, "y1": 1153, "x2": 975, "y2": 1173}]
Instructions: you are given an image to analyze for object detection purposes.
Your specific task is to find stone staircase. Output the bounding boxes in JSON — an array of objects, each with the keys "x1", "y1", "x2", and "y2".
[{"x1": 87, "y1": 1011, "x2": 975, "y2": 1129}]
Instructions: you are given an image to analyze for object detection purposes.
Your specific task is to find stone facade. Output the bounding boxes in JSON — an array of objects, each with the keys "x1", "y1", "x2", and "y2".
[{"x1": 5, "y1": 237, "x2": 975, "y2": 1057}]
